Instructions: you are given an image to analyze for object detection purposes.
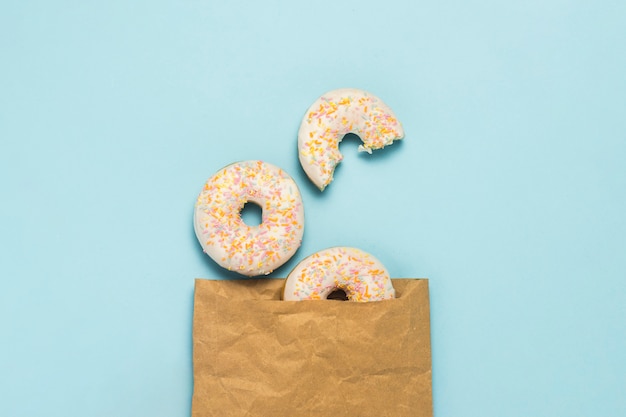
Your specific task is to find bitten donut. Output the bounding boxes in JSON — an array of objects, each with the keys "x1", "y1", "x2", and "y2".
[
  {"x1": 298, "y1": 88, "x2": 404, "y2": 191},
  {"x1": 283, "y1": 247, "x2": 395, "y2": 301},
  {"x1": 194, "y1": 160, "x2": 304, "y2": 276}
]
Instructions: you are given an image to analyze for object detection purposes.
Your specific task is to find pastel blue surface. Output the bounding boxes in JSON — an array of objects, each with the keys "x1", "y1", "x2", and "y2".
[{"x1": 1, "y1": 1, "x2": 625, "y2": 416}]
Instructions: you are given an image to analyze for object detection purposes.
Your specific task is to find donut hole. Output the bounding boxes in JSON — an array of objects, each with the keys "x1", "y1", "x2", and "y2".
[
  {"x1": 240, "y1": 202, "x2": 263, "y2": 226},
  {"x1": 327, "y1": 288, "x2": 348, "y2": 301}
]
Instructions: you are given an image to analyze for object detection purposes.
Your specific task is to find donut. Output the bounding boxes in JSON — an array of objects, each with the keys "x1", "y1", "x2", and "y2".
[
  {"x1": 194, "y1": 160, "x2": 305, "y2": 276},
  {"x1": 298, "y1": 88, "x2": 404, "y2": 191},
  {"x1": 282, "y1": 247, "x2": 395, "y2": 301}
]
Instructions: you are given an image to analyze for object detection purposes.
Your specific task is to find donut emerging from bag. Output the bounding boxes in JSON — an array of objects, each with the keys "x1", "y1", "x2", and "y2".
[
  {"x1": 194, "y1": 160, "x2": 305, "y2": 276},
  {"x1": 283, "y1": 247, "x2": 395, "y2": 301},
  {"x1": 298, "y1": 88, "x2": 404, "y2": 191}
]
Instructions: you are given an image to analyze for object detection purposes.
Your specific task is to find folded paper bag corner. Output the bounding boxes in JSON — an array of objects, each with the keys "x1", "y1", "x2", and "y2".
[{"x1": 192, "y1": 278, "x2": 432, "y2": 417}]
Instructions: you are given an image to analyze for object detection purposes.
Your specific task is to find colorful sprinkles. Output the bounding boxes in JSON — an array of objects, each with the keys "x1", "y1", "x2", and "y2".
[
  {"x1": 298, "y1": 88, "x2": 404, "y2": 190},
  {"x1": 193, "y1": 160, "x2": 305, "y2": 276},
  {"x1": 283, "y1": 247, "x2": 395, "y2": 302}
]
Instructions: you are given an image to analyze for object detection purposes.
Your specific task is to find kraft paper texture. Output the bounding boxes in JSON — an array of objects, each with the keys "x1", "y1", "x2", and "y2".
[{"x1": 192, "y1": 278, "x2": 432, "y2": 417}]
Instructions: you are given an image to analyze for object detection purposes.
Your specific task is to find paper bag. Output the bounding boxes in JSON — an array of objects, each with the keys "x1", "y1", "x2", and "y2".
[{"x1": 192, "y1": 278, "x2": 432, "y2": 417}]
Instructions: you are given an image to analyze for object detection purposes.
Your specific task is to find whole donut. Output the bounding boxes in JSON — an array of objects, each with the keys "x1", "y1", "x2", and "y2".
[
  {"x1": 283, "y1": 247, "x2": 395, "y2": 301},
  {"x1": 194, "y1": 160, "x2": 305, "y2": 276}
]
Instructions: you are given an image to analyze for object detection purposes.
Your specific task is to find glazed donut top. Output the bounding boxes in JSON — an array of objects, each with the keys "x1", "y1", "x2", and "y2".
[
  {"x1": 283, "y1": 247, "x2": 395, "y2": 302},
  {"x1": 194, "y1": 160, "x2": 304, "y2": 276},
  {"x1": 298, "y1": 88, "x2": 404, "y2": 190}
]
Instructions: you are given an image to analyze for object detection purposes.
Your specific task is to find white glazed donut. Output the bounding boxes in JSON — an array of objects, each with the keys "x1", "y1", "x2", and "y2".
[
  {"x1": 298, "y1": 88, "x2": 404, "y2": 191},
  {"x1": 194, "y1": 160, "x2": 305, "y2": 276},
  {"x1": 283, "y1": 247, "x2": 395, "y2": 302}
]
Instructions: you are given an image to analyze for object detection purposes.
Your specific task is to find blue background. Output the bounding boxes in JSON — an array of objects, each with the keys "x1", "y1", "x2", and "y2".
[{"x1": 1, "y1": 1, "x2": 625, "y2": 416}]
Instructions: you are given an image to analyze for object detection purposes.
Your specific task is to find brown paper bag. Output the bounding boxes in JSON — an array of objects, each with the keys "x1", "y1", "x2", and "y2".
[{"x1": 192, "y1": 278, "x2": 432, "y2": 417}]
